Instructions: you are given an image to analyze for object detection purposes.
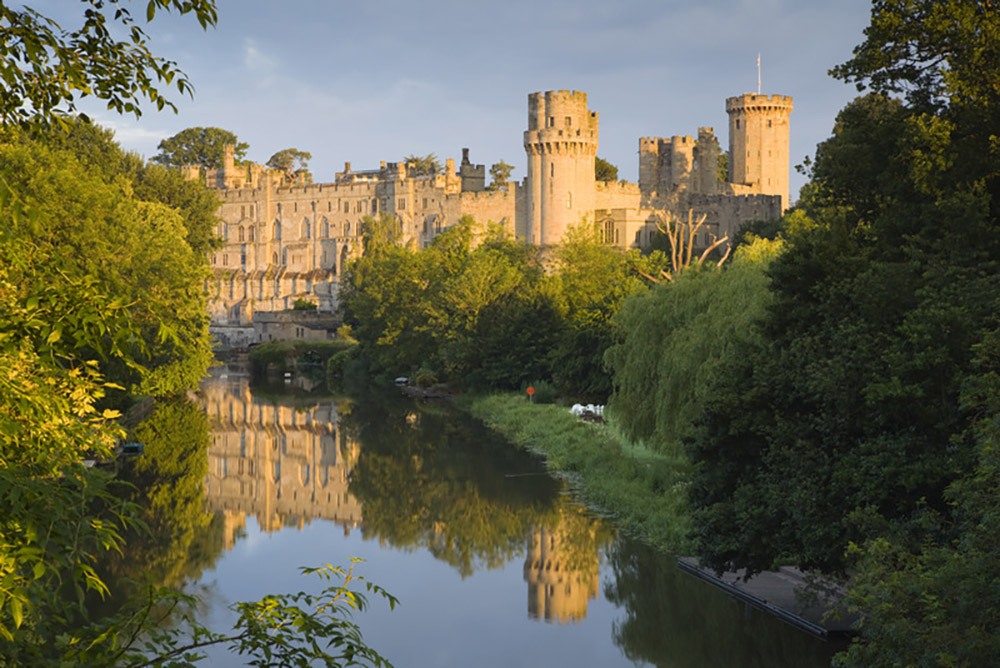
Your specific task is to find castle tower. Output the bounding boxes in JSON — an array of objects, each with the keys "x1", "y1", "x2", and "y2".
[
  {"x1": 524, "y1": 90, "x2": 599, "y2": 246},
  {"x1": 726, "y1": 93, "x2": 793, "y2": 210}
]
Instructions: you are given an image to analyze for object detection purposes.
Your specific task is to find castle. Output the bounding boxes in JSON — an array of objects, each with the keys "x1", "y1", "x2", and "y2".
[{"x1": 198, "y1": 90, "x2": 792, "y2": 334}]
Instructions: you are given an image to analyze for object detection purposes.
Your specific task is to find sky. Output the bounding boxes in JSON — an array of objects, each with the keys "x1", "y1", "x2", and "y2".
[{"x1": 54, "y1": 0, "x2": 875, "y2": 204}]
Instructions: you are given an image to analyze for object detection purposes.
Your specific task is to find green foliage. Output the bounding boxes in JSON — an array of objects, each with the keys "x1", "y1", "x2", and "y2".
[
  {"x1": 465, "y1": 393, "x2": 694, "y2": 552},
  {"x1": 0, "y1": 1, "x2": 217, "y2": 126},
  {"x1": 717, "y1": 150, "x2": 729, "y2": 183},
  {"x1": 3, "y1": 562, "x2": 396, "y2": 666},
  {"x1": 595, "y1": 156, "x2": 618, "y2": 182},
  {"x1": 606, "y1": 237, "x2": 783, "y2": 457},
  {"x1": 1, "y1": 133, "x2": 214, "y2": 397},
  {"x1": 548, "y1": 222, "x2": 651, "y2": 400},
  {"x1": 152, "y1": 126, "x2": 249, "y2": 169},
  {"x1": 341, "y1": 215, "x2": 557, "y2": 387},
  {"x1": 403, "y1": 153, "x2": 442, "y2": 176},
  {"x1": 683, "y1": 0, "x2": 1000, "y2": 612},
  {"x1": 522, "y1": 379, "x2": 557, "y2": 404},
  {"x1": 292, "y1": 297, "x2": 318, "y2": 311},
  {"x1": 340, "y1": 215, "x2": 656, "y2": 396},
  {"x1": 250, "y1": 339, "x2": 354, "y2": 376},
  {"x1": 487, "y1": 160, "x2": 514, "y2": 190},
  {"x1": 267, "y1": 147, "x2": 312, "y2": 179},
  {"x1": 37, "y1": 118, "x2": 222, "y2": 253},
  {"x1": 326, "y1": 345, "x2": 360, "y2": 382}
]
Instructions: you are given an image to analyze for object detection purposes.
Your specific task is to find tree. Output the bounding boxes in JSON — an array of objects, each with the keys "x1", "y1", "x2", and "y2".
[
  {"x1": 606, "y1": 237, "x2": 783, "y2": 457},
  {"x1": 404, "y1": 153, "x2": 442, "y2": 176},
  {"x1": 487, "y1": 160, "x2": 514, "y2": 191},
  {"x1": 39, "y1": 119, "x2": 222, "y2": 253},
  {"x1": 595, "y1": 156, "x2": 618, "y2": 182},
  {"x1": 267, "y1": 147, "x2": 312, "y2": 180},
  {"x1": 717, "y1": 150, "x2": 729, "y2": 183},
  {"x1": 152, "y1": 126, "x2": 249, "y2": 169},
  {"x1": 0, "y1": 1, "x2": 217, "y2": 126},
  {"x1": 0, "y1": 4, "x2": 395, "y2": 663},
  {"x1": 684, "y1": 0, "x2": 1000, "y2": 582}
]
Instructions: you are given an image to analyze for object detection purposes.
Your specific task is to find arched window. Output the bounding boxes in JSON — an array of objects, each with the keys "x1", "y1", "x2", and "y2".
[
  {"x1": 248, "y1": 225, "x2": 255, "y2": 242},
  {"x1": 322, "y1": 217, "x2": 330, "y2": 237},
  {"x1": 345, "y1": 221, "x2": 351, "y2": 236},
  {"x1": 272, "y1": 220, "x2": 281, "y2": 240},
  {"x1": 302, "y1": 218, "x2": 311, "y2": 239},
  {"x1": 271, "y1": 251, "x2": 278, "y2": 265},
  {"x1": 238, "y1": 226, "x2": 245, "y2": 242}
]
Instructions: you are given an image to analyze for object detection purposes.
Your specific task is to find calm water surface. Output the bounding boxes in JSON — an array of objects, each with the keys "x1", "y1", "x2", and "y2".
[{"x1": 143, "y1": 366, "x2": 842, "y2": 667}]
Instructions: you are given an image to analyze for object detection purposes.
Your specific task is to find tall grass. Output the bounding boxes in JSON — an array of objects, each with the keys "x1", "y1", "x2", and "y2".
[{"x1": 463, "y1": 393, "x2": 694, "y2": 553}]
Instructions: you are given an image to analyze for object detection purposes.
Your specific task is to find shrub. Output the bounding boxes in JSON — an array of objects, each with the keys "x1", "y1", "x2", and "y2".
[
  {"x1": 522, "y1": 379, "x2": 557, "y2": 404},
  {"x1": 327, "y1": 346, "x2": 359, "y2": 381}
]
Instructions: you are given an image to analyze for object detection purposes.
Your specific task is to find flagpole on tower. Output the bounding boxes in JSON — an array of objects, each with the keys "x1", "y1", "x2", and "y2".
[{"x1": 757, "y1": 53, "x2": 761, "y2": 94}]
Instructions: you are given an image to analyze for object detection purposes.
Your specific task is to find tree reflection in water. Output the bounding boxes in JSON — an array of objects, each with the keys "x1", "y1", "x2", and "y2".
[{"x1": 604, "y1": 536, "x2": 845, "y2": 667}]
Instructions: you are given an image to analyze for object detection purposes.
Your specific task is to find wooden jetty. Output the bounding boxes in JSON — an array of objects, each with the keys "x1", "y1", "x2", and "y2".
[{"x1": 677, "y1": 557, "x2": 858, "y2": 638}]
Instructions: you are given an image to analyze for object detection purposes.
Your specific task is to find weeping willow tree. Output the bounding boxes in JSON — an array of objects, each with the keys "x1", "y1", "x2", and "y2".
[{"x1": 604, "y1": 236, "x2": 783, "y2": 455}]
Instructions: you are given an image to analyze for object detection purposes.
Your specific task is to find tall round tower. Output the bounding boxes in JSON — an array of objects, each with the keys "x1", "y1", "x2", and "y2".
[
  {"x1": 726, "y1": 93, "x2": 793, "y2": 210},
  {"x1": 524, "y1": 90, "x2": 599, "y2": 246}
]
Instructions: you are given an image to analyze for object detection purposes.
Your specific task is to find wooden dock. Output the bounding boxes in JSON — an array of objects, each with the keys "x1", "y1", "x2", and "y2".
[{"x1": 677, "y1": 557, "x2": 858, "y2": 638}]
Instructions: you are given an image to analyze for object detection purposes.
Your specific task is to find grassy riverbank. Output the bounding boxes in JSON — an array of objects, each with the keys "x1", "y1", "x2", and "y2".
[{"x1": 463, "y1": 393, "x2": 694, "y2": 553}]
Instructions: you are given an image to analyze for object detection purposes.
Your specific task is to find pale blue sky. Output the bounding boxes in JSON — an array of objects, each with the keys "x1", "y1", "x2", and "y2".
[{"x1": 55, "y1": 0, "x2": 875, "y2": 203}]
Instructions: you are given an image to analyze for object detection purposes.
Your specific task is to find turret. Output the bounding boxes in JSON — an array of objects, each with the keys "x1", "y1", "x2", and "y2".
[
  {"x1": 523, "y1": 90, "x2": 599, "y2": 246},
  {"x1": 726, "y1": 93, "x2": 793, "y2": 210}
]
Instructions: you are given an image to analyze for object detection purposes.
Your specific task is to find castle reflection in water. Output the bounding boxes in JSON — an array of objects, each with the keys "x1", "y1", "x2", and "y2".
[{"x1": 200, "y1": 368, "x2": 599, "y2": 622}]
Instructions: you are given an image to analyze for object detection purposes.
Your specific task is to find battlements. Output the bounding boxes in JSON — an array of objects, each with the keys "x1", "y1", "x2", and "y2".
[{"x1": 726, "y1": 93, "x2": 794, "y2": 112}]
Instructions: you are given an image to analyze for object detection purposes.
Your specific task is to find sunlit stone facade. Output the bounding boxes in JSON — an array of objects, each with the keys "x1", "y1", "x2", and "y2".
[{"x1": 194, "y1": 90, "x2": 791, "y2": 328}]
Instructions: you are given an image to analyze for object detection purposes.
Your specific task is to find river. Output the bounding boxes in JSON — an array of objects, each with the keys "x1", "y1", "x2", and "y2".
[{"x1": 118, "y1": 365, "x2": 843, "y2": 666}]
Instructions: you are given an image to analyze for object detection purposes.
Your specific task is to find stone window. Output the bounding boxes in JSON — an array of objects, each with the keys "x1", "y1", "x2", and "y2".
[
  {"x1": 277, "y1": 203, "x2": 282, "y2": 214},
  {"x1": 550, "y1": 163, "x2": 554, "y2": 177},
  {"x1": 566, "y1": 191, "x2": 572, "y2": 208},
  {"x1": 398, "y1": 198, "x2": 405, "y2": 210},
  {"x1": 241, "y1": 205, "x2": 246, "y2": 218},
  {"x1": 344, "y1": 201, "x2": 350, "y2": 213},
  {"x1": 272, "y1": 221, "x2": 281, "y2": 240},
  {"x1": 372, "y1": 198, "x2": 378, "y2": 213},
  {"x1": 294, "y1": 202, "x2": 298, "y2": 212},
  {"x1": 272, "y1": 252, "x2": 278, "y2": 265},
  {"x1": 768, "y1": 119, "x2": 772, "y2": 128},
  {"x1": 248, "y1": 226, "x2": 255, "y2": 242},
  {"x1": 238, "y1": 226, "x2": 245, "y2": 242},
  {"x1": 565, "y1": 116, "x2": 571, "y2": 126},
  {"x1": 547, "y1": 116, "x2": 554, "y2": 127},
  {"x1": 302, "y1": 218, "x2": 311, "y2": 239},
  {"x1": 223, "y1": 254, "x2": 228, "y2": 266},
  {"x1": 422, "y1": 197, "x2": 428, "y2": 208}
]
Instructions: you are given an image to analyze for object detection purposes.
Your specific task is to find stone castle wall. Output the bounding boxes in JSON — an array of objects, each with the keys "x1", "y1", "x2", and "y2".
[{"x1": 199, "y1": 89, "x2": 792, "y2": 326}]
